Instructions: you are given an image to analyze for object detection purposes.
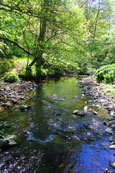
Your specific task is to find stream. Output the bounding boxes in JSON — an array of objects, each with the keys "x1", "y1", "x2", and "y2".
[{"x1": 0, "y1": 77, "x2": 114, "y2": 173}]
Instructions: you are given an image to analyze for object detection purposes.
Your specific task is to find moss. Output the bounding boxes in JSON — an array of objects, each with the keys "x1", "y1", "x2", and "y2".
[
  {"x1": 100, "y1": 83, "x2": 115, "y2": 95},
  {"x1": 4, "y1": 69, "x2": 20, "y2": 83}
]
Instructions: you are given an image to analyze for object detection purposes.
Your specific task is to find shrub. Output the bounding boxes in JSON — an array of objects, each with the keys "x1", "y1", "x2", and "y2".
[
  {"x1": 94, "y1": 64, "x2": 115, "y2": 83},
  {"x1": 4, "y1": 69, "x2": 20, "y2": 83},
  {"x1": 20, "y1": 65, "x2": 37, "y2": 79},
  {"x1": 0, "y1": 58, "x2": 15, "y2": 75}
]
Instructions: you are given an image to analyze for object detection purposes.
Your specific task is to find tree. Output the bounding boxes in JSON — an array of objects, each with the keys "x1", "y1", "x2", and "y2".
[
  {"x1": 82, "y1": 0, "x2": 114, "y2": 67},
  {"x1": 0, "y1": 0, "x2": 89, "y2": 77}
]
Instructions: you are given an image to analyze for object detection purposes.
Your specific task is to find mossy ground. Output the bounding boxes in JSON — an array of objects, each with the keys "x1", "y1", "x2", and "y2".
[{"x1": 100, "y1": 83, "x2": 115, "y2": 95}]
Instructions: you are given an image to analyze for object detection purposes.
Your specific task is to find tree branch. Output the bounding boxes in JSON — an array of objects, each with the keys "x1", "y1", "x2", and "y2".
[
  {"x1": 0, "y1": 2, "x2": 40, "y2": 18},
  {"x1": 0, "y1": 36, "x2": 33, "y2": 56}
]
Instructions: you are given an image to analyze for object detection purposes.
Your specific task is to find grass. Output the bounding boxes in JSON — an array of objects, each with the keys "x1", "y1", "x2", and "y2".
[{"x1": 100, "y1": 83, "x2": 115, "y2": 95}]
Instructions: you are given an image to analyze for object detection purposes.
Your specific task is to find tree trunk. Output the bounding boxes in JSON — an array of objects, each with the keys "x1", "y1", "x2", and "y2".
[{"x1": 28, "y1": 0, "x2": 48, "y2": 71}]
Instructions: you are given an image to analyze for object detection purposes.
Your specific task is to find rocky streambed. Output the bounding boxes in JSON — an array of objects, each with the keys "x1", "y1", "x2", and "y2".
[
  {"x1": 79, "y1": 76, "x2": 115, "y2": 118},
  {"x1": 0, "y1": 76, "x2": 115, "y2": 172},
  {"x1": 0, "y1": 80, "x2": 38, "y2": 109},
  {"x1": 79, "y1": 75, "x2": 115, "y2": 171}
]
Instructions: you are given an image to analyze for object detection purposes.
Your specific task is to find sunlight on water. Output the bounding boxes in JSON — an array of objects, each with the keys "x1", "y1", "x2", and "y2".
[{"x1": 0, "y1": 77, "x2": 114, "y2": 172}]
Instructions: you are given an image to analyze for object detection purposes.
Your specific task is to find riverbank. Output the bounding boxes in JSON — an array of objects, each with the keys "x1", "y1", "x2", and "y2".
[
  {"x1": 0, "y1": 76, "x2": 115, "y2": 172},
  {"x1": 0, "y1": 80, "x2": 38, "y2": 111},
  {"x1": 0, "y1": 75, "x2": 115, "y2": 116},
  {"x1": 79, "y1": 76, "x2": 115, "y2": 118}
]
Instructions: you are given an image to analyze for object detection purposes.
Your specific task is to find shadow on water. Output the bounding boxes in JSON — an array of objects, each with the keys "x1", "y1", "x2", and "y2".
[{"x1": 0, "y1": 77, "x2": 114, "y2": 172}]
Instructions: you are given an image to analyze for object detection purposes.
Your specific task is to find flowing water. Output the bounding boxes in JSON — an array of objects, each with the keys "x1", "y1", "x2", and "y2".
[{"x1": 0, "y1": 77, "x2": 114, "y2": 173}]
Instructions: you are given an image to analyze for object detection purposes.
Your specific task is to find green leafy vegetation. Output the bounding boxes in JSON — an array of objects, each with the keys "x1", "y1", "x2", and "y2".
[
  {"x1": 0, "y1": 129, "x2": 5, "y2": 138},
  {"x1": 4, "y1": 69, "x2": 20, "y2": 83},
  {"x1": 100, "y1": 83, "x2": 115, "y2": 94},
  {"x1": 0, "y1": 0, "x2": 114, "y2": 80},
  {"x1": 0, "y1": 58, "x2": 15, "y2": 75},
  {"x1": 94, "y1": 64, "x2": 115, "y2": 83}
]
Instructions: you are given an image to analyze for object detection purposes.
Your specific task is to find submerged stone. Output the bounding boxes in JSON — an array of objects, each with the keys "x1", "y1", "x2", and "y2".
[
  {"x1": 109, "y1": 161, "x2": 115, "y2": 169},
  {"x1": 104, "y1": 168, "x2": 112, "y2": 173},
  {"x1": 72, "y1": 110, "x2": 86, "y2": 117},
  {"x1": 110, "y1": 110, "x2": 115, "y2": 118},
  {"x1": 20, "y1": 105, "x2": 31, "y2": 111},
  {"x1": 27, "y1": 133, "x2": 55, "y2": 143},
  {"x1": 105, "y1": 128, "x2": 113, "y2": 134},
  {"x1": 109, "y1": 145, "x2": 115, "y2": 149},
  {"x1": 0, "y1": 135, "x2": 17, "y2": 150},
  {"x1": 111, "y1": 124, "x2": 115, "y2": 130},
  {"x1": 67, "y1": 135, "x2": 80, "y2": 141},
  {"x1": 109, "y1": 136, "x2": 115, "y2": 142}
]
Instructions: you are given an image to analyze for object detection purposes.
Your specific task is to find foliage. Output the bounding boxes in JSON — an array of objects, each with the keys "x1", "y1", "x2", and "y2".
[
  {"x1": 0, "y1": 58, "x2": 15, "y2": 75},
  {"x1": 4, "y1": 69, "x2": 20, "y2": 83},
  {"x1": 0, "y1": 129, "x2": 5, "y2": 138},
  {"x1": 100, "y1": 83, "x2": 115, "y2": 95},
  {"x1": 20, "y1": 64, "x2": 36, "y2": 79},
  {"x1": 94, "y1": 64, "x2": 115, "y2": 83},
  {"x1": 0, "y1": 30, "x2": 9, "y2": 55},
  {"x1": 0, "y1": 0, "x2": 115, "y2": 78}
]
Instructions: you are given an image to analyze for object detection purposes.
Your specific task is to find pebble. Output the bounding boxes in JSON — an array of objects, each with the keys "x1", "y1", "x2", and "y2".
[
  {"x1": 104, "y1": 168, "x2": 112, "y2": 173},
  {"x1": 105, "y1": 128, "x2": 113, "y2": 134},
  {"x1": 109, "y1": 136, "x2": 115, "y2": 142},
  {"x1": 20, "y1": 105, "x2": 31, "y2": 111},
  {"x1": 109, "y1": 145, "x2": 115, "y2": 149},
  {"x1": 109, "y1": 161, "x2": 115, "y2": 169}
]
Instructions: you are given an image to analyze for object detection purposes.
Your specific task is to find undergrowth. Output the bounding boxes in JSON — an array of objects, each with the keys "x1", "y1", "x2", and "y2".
[
  {"x1": 94, "y1": 64, "x2": 115, "y2": 83},
  {"x1": 4, "y1": 69, "x2": 20, "y2": 83}
]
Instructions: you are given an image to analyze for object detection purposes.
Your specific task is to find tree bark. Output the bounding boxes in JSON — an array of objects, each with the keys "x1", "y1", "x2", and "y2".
[{"x1": 28, "y1": 1, "x2": 48, "y2": 69}]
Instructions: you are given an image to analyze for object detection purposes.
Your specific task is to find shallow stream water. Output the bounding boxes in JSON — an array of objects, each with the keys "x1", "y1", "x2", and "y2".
[{"x1": 0, "y1": 77, "x2": 114, "y2": 173}]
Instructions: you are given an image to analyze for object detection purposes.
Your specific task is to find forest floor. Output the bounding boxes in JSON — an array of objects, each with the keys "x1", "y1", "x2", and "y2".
[{"x1": 79, "y1": 76, "x2": 115, "y2": 118}]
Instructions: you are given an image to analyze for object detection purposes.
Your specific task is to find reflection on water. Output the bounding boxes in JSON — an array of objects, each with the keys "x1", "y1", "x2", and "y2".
[{"x1": 0, "y1": 77, "x2": 114, "y2": 172}]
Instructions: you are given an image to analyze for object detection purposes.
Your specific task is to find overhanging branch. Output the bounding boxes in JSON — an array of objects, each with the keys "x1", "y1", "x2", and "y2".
[{"x1": 0, "y1": 36, "x2": 33, "y2": 56}]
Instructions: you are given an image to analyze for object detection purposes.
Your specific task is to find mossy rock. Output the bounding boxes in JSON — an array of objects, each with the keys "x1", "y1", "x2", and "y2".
[{"x1": 4, "y1": 69, "x2": 20, "y2": 83}]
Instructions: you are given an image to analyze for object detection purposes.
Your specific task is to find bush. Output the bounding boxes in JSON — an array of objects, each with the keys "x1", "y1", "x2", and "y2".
[
  {"x1": 4, "y1": 69, "x2": 20, "y2": 83},
  {"x1": 0, "y1": 58, "x2": 15, "y2": 75},
  {"x1": 20, "y1": 65, "x2": 37, "y2": 79},
  {"x1": 94, "y1": 64, "x2": 115, "y2": 83}
]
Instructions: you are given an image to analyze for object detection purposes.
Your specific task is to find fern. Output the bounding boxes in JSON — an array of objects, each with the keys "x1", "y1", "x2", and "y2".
[{"x1": 94, "y1": 64, "x2": 115, "y2": 83}]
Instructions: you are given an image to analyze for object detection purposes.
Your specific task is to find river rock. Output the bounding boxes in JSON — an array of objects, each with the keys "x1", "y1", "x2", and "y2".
[
  {"x1": 20, "y1": 105, "x2": 31, "y2": 111},
  {"x1": 110, "y1": 142, "x2": 115, "y2": 145},
  {"x1": 108, "y1": 121, "x2": 115, "y2": 126},
  {"x1": 84, "y1": 106, "x2": 88, "y2": 112},
  {"x1": 1, "y1": 102, "x2": 12, "y2": 108},
  {"x1": 105, "y1": 128, "x2": 113, "y2": 134},
  {"x1": 110, "y1": 124, "x2": 115, "y2": 130},
  {"x1": 67, "y1": 135, "x2": 80, "y2": 141},
  {"x1": 109, "y1": 136, "x2": 115, "y2": 142},
  {"x1": 109, "y1": 161, "x2": 115, "y2": 169},
  {"x1": 109, "y1": 145, "x2": 115, "y2": 149},
  {"x1": 72, "y1": 110, "x2": 86, "y2": 117},
  {"x1": 103, "y1": 121, "x2": 108, "y2": 125},
  {"x1": 110, "y1": 110, "x2": 115, "y2": 118},
  {"x1": 11, "y1": 99, "x2": 18, "y2": 104},
  {"x1": 0, "y1": 135, "x2": 17, "y2": 150},
  {"x1": 104, "y1": 168, "x2": 112, "y2": 173},
  {"x1": 88, "y1": 110, "x2": 98, "y2": 115}
]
